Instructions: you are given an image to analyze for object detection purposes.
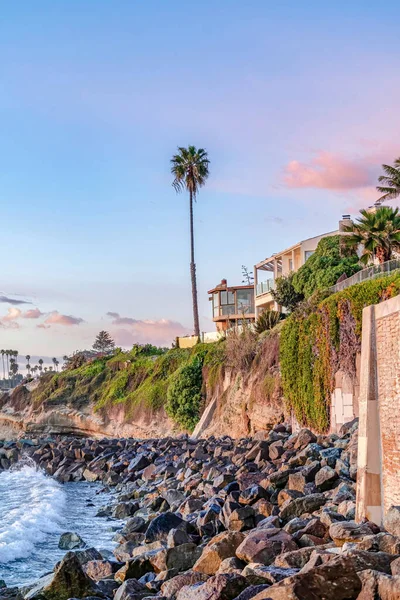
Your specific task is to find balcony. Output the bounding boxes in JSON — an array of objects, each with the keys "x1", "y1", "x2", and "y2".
[{"x1": 256, "y1": 280, "x2": 275, "y2": 297}]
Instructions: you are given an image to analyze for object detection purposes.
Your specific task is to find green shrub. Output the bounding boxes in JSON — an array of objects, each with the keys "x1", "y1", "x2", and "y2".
[
  {"x1": 165, "y1": 357, "x2": 204, "y2": 431},
  {"x1": 292, "y1": 235, "x2": 361, "y2": 298},
  {"x1": 255, "y1": 309, "x2": 281, "y2": 334},
  {"x1": 271, "y1": 273, "x2": 304, "y2": 312}
]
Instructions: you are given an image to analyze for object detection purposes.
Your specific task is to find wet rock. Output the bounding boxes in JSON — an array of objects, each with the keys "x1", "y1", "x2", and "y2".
[
  {"x1": 58, "y1": 531, "x2": 86, "y2": 550},
  {"x1": 25, "y1": 553, "x2": 99, "y2": 600}
]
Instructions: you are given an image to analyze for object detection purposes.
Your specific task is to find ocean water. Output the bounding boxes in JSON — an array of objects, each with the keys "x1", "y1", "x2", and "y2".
[{"x1": 0, "y1": 460, "x2": 119, "y2": 588}]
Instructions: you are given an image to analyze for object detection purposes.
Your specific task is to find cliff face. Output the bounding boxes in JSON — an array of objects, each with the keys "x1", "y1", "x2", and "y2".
[{"x1": 0, "y1": 341, "x2": 285, "y2": 440}]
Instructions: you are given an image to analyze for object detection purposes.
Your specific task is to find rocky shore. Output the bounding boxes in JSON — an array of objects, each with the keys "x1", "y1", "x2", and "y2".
[{"x1": 1, "y1": 420, "x2": 400, "y2": 599}]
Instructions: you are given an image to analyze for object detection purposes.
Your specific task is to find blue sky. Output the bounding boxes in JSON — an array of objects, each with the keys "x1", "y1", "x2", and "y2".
[{"x1": 1, "y1": 1, "x2": 399, "y2": 356}]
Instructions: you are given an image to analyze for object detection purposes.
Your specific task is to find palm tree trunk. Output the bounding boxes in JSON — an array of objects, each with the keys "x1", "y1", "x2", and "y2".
[
  {"x1": 189, "y1": 189, "x2": 200, "y2": 338},
  {"x1": 1, "y1": 355, "x2": 4, "y2": 381}
]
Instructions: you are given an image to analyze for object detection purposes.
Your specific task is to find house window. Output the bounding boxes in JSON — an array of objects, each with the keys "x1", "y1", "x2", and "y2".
[
  {"x1": 213, "y1": 292, "x2": 219, "y2": 318},
  {"x1": 236, "y1": 289, "x2": 254, "y2": 314},
  {"x1": 219, "y1": 290, "x2": 235, "y2": 316},
  {"x1": 304, "y1": 250, "x2": 314, "y2": 261}
]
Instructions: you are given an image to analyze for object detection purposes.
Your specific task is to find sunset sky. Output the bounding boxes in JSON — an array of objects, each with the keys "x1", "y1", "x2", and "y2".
[{"x1": 1, "y1": 1, "x2": 399, "y2": 358}]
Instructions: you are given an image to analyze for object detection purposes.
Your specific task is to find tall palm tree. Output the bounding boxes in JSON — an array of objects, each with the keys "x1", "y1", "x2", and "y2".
[
  {"x1": 5, "y1": 351, "x2": 10, "y2": 383},
  {"x1": 171, "y1": 146, "x2": 210, "y2": 337},
  {"x1": 377, "y1": 157, "x2": 400, "y2": 204},
  {"x1": 25, "y1": 355, "x2": 31, "y2": 377},
  {"x1": 52, "y1": 357, "x2": 58, "y2": 371},
  {"x1": 344, "y1": 206, "x2": 400, "y2": 264},
  {"x1": 38, "y1": 358, "x2": 43, "y2": 376}
]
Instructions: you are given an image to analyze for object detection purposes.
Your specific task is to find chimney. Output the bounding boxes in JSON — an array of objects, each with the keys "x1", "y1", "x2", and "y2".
[
  {"x1": 220, "y1": 279, "x2": 227, "y2": 288},
  {"x1": 339, "y1": 215, "x2": 352, "y2": 232}
]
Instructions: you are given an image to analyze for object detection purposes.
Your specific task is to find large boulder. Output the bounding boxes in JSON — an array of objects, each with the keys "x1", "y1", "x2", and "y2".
[
  {"x1": 161, "y1": 571, "x2": 209, "y2": 599},
  {"x1": 236, "y1": 528, "x2": 297, "y2": 565},
  {"x1": 25, "y1": 553, "x2": 98, "y2": 600},
  {"x1": 358, "y1": 569, "x2": 400, "y2": 600}
]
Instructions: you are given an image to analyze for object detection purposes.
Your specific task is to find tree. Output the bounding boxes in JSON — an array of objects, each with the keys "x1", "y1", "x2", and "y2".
[
  {"x1": 38, "y1": 358, "x2": 43, "y2": 376},
  {"x1": 1, "y1": 350, "x2": 5, "y2": 380},
  {"x1": 26, "y1": 355, "x2": 31, "y2": 377},
  {"x1": 344, "y1": 206, "x2": 400, "y2": 265},
  {"x1": 242, "y1": 265, "x2": 254, "y2": 285},
  {"x1": 93, "y1": 330, "x2": 115, "y2": 354},
  {"x1": 271, "y1": 273, "x2": 304, "y2": 312},
  {"x1": 171, "y1": 146, "x2": 210, "y2": 338},
  {"x1": 377, "y1": 157, "x2": 400, "y2": 204},
  {"x1": 292, "y1": 235, "x2": 361, "y2": 298}
]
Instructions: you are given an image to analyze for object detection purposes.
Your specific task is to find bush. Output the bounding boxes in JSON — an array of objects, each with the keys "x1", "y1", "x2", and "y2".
[
  {"x1": 165, "y1": 357, "x2": 204, "y2": 431},
  {"x1": 225, "y1": 325, "x2": 258, "y2": 370},
  {"x1": 254, "y1": 309, "x2": 281, "y2": 334},
  {"x1": 272, "y1": 273, "x2": 304, "y2": 312},
  {"x1": 292, "y1": 235, "x2": 361, "y2": 298}
]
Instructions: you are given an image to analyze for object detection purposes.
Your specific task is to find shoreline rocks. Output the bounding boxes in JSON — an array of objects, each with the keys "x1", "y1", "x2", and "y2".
[{"x1": 1, "y1": 418, "x2": 400, "y2": 599}]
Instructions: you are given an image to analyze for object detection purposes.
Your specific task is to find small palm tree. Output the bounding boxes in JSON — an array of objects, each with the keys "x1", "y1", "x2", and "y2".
[
  {"x1": 171, "y1": 145, "x2": 210, "y2": 338},
  {"x1": 255, "y1": 309, "x2": 281, "y2": 334},
  {"x1": 344, "y1": 206, "x2": 400, "y2": 264},
  {"x1": 377, "y1": 157, "x2": 400, "y2": 204}
]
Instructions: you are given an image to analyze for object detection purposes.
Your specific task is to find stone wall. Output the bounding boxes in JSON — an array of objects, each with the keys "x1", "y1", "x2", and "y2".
[{"x1": 356, "y1": 294, "x2": 400, "y2": 525}]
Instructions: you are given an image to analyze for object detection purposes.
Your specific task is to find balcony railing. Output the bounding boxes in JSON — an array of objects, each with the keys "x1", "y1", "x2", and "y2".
[
  {"x1": 329, "y1": 258, "x2": 400, "y2": 293},
  {"x1": 256, "y1": 280, "x2": 275, "y2": 297}
]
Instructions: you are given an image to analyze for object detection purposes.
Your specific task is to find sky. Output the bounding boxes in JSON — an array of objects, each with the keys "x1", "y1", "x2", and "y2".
[{"x1": 1, "y1": 1, "x2": 399, "y2": 360}]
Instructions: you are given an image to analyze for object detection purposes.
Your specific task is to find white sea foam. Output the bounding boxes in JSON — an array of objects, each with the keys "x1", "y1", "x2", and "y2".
[{"x1": 0, "y1": 463, "x2": 66, "y2": 563}]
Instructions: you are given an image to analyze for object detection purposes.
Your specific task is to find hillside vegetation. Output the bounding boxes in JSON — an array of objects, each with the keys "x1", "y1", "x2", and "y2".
[{"x1": 280, "y1": 272, "x2": 400, "y2": 431}]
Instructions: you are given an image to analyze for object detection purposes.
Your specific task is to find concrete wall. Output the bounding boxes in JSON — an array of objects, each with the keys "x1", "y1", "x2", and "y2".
[
  {"x1": 330, "y1": 357, "x2": 360, "y2": 433},
  {"x1": 356, "y1": 295, "x2": 400, "y2": 525}
]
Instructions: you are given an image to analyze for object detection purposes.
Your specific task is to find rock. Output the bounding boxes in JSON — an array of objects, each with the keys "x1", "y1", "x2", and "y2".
[
  {"x1": 25, "y1": 553, "x2": 98, "y2": 600},
  {"x1": 114, "y1": 578, "x2": 149, "y2": 600},
  {"x1": 112, "y1": 501, "x2": 139, "y2": 519},
  {"x1": 128, "y1": 454, "x2": 150, "y2": 472},
  {"x1": 84, "y1": 560, "x2": 121, "y2": 581},
  {"x1": 193, "y1": 531, "x2": 246, "y2": 575},
  {"x1": 176, "y1": 573, "x2": 248, "y2": 600},
  {"x1": 167, "y1": 527, "x2": 191, "y2": 547},
  {"x1": 161, "y1": 571, "x2": 210, "y2": 599},
  {"x1": 384, "y1": 506, "x2": 400, "y2": 537},
  {"x1": 250, "y1": 556, "x2": 361, "y2": 599},
  {"x1": 234, "y1": 585, "x2": 271, "y2": 600},
  {"x1": 242, "y1": 563, "x2": 298, "y2": 584},
  {"x1": 315, "y1": 466, "x2": 338, "y2": 491},
  {"x1": 236, "y1": 528, "x2": 297, "y2": 565},
  {"x1": 294, "y1": 429, "x2": 317, "y2": 450},
  {"x1": 274, "y1": 547, "x2": 316, "y2": 569},
  {"x1": 329, "y1": 521, "x2": 378, "y2": 546},
  {"x1": 145, "y1": 512, "x2": 186, "y2": 543},
  {"x1": 279, "y1": 494, "x2": 326, "y2": 522},
  {"x1": 358, "y1": 569, "x2": 400, "y2": 600},
  {"x1": 358, "y1": 532, "x2": 400, "y2": 554},
  {"x1": 150, "y1": 543, "x2": 201, "y2": 572},
  {"x1": 217, "y1": 557, "x2": 245, "y2": 574},
  {"x1": 58, "y1": 531, "x2": 86, "y2": 550}
]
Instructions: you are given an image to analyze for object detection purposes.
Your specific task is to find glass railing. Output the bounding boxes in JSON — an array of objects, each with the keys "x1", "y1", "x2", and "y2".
[
  {"x1": 329, "y1": 259, "x2": 400, "y2": 293},
  {"x1": 256, "y1": 280, "x2": 275, "y2": 297}
]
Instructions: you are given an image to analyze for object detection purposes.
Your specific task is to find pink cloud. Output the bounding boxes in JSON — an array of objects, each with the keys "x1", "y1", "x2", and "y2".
[
  {"x1": 23, "y1": 308, "x2": 43, "y2": 319},
  {"x1": 107, "y1": 312, "x2": 190, "y2": 347},
  {"x1": 283, "y1": 152, "x2": 376, "y2": 190},
  {"x1": 2, "y1": 308, "x2": 22, "y2": 322},
  {"x1": 44, "y1": 311, "x2": 84, "y2": 326},
  {"x1": 37, "y1": 324, "x2": 51, "y2": 329}
]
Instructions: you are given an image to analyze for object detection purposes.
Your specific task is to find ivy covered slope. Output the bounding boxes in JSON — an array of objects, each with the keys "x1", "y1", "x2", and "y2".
[
  {"x1": 280, "y1": 272, "x2": 400, "y2": 432},
  {"x1": 31, "y1": 342, "x2": 225, "y2": 433}
]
